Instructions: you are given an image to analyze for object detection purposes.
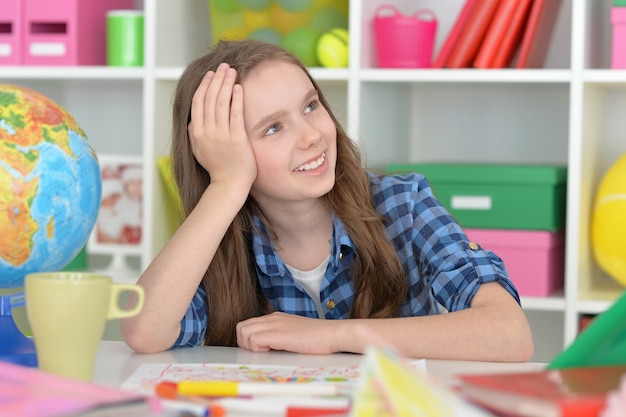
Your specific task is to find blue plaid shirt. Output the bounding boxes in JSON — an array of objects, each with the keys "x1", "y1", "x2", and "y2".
[{"x1": 173, "y1": 172, "x2": 519, "y2": 347}]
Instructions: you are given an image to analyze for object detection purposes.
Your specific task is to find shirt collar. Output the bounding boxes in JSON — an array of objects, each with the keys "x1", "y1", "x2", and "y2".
[{"x1": 251, "y1": 211, "x2": 356, "y2": 276}]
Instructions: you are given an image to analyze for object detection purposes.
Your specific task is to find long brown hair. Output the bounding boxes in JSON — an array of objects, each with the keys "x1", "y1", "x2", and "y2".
[{"x1": 172, "y1": 40, "x2": 406, "y2": 346}]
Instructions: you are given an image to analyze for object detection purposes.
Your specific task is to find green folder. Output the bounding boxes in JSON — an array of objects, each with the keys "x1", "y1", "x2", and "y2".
[{"x1": 547, "y1": 290, "x2": 626, "y2": 369}]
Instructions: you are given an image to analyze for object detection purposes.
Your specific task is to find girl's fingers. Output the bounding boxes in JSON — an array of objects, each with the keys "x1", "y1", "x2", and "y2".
[
  {"x1": 204, "y1": 63, "x2": 232, "y2": 130},
  {"x1": 189, "y1": 63, "x2": 237, "y2": 150},
  {"x1": 189, "y1": 70, "x2": 214, "y2": 130},
  {"x1": 214, "y1": 66, "x2": 238, "y2": 133},
  {"x1": 230, "y1": 83, "x2": 245, "y2": 140}
]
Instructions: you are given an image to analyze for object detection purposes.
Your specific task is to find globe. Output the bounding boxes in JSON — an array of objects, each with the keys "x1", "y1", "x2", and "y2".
[{"x1": 0, "y1": 84, "x2": 101, "y2": 289}]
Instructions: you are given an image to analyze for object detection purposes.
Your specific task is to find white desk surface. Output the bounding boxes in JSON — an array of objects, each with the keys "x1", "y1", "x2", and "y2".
[{"x1": 94, "y1": 340, "x2": 545, "y2": 389}]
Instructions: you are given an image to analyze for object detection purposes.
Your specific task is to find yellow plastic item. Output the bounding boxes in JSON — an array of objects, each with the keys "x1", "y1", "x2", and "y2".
[
  {"x1": 156, "y1": 156, "x2": 183, "y2": 231},
  {"x1": 349, "y1": 346, "x2": 496, "y2": 417},
  {"x1": 591, "y1": 153, "x2": 626, "y2": 286}
]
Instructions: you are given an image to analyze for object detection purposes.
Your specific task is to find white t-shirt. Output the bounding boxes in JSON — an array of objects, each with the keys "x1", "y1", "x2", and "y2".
[{"x1": 285, "y1": 255, "x2": 331, "y2": 319}]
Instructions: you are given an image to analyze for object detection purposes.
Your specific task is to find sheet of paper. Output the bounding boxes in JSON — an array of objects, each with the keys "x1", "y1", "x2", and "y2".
[
  {"x1": 118, "y1": 358, "x2": 491, "y2": 417},
  {"x1": 121, "y1": 360, "x2": 426, "y2": 398}
]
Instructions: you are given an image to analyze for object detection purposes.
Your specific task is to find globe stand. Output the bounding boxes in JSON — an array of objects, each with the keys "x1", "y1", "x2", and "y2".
[{"x1": 0, "y1": 292, "x2": 38, "y2": 367}]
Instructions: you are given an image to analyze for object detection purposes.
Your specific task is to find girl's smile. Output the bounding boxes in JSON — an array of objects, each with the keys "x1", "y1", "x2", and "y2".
[{"x1": 294, "y1": 152, "x2": 327, "y2": 173}]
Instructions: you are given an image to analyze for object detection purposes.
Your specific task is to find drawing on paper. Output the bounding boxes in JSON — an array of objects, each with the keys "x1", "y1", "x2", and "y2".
[{"x1": 121, "y1": 363, "x2": 363, "y2": 396}]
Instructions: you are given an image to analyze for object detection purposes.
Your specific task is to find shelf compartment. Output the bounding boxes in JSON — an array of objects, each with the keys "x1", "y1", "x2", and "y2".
[
  {"x1": 358, "y1": 82, "x2": 570, "y2": 171},
  {"x1": 576, "y1": 82, "x2": 626, "y2": 304},
  {"x1": 1, "y1": 79, "x2": 143, "y2": 156},
  {"x1": 360, "y1": 0, "x2": 572, "y2": 70}
]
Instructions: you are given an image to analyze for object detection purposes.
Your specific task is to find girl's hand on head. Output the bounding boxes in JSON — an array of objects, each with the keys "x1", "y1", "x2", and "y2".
[{"x1": 188, "y1": 63, "x2": 257, "y2": 191}]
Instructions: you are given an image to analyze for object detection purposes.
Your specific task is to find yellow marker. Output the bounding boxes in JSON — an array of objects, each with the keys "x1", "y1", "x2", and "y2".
[{"x1": 177, "y1": 380, "x2": 338, "y2": 397}]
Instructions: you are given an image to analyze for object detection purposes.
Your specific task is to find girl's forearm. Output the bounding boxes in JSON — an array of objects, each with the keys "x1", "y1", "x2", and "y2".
[
  {"x1": 333, "y1": 284, "x2": 533, "y2": 362},
  {"x1": 121, "y1": 182, "x2": 249, "y2": 353}
]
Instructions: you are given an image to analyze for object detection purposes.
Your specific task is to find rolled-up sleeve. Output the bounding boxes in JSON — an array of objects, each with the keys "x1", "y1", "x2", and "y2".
[
  {"x1": 171, "y1": 284, "x2": 208, "y2": 348},
  {"x1": 407, "y1": 174, "x2": 520, "y2": 311},
  {"x1": 372, "y1": 172, "x2": 521, "y2": 317}
]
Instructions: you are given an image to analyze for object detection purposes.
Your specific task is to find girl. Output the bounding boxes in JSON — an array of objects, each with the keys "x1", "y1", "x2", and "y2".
[{"x1": 121, "y1": 40, "x2": 533, "y2": 362}]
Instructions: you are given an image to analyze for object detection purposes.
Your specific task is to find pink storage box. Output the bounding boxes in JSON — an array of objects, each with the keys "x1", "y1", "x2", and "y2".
[
  {"x1": 612, "y1": 7, "x2": 626, "y2": 69},
  {"x1": 465, "y1": 228, "x2": 565, "y2": 297},
  {"x1": 0, "y1": 0, "x2": 22, "y2": 65},
  {"x1": 23, "y1": 0, "x2": 135, "y2": 66}
]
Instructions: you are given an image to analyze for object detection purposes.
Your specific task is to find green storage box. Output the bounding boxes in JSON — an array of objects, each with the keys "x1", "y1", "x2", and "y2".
[{"x1": 386, "y1": 163, "x2": 567, "y2": 231}]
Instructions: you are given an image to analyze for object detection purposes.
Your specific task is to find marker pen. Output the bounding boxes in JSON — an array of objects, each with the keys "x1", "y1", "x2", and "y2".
[{"x1": 158, "y1": 380, "x2": 339, "y2": 397}]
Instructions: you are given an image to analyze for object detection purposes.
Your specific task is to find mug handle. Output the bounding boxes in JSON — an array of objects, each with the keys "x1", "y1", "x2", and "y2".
[{"x1": 108, "y1": 284, "x2": 145, "y2": 319}]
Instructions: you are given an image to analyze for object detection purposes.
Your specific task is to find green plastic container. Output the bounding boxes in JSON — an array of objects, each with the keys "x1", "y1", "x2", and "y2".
[
  {"x1": 387, "y1": 163, "x2": 567, "y2": 231},
  {"x1": 548, "y1": 289, "x2": 626, "y2": 369},
  {"x1": 61, "y1": 246, "x2": 88, "y2": 271}
]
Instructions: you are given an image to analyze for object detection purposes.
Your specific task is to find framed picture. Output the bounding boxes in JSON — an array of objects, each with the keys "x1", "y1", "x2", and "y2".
[{"x1": 88, "y1": 155, "x2": 143, "y2": 254}]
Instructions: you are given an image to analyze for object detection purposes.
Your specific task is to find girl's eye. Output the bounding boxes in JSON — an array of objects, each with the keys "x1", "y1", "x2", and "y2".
[
  {"x1": 264, "y1": 123, "x2": 280, "y2": 136},
  {"x1": 305, "y1": 100, "x2": 318, "y2": 114}
]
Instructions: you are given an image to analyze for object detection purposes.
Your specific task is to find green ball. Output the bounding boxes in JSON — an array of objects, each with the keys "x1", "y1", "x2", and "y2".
[
  {"x1": 238, "y1": 0, "x2": 272, "y2": 11},
  {"x1": 281, "y1": 27, "x2": 320, "y2": 67},
  {"x1": 276, "y1": 0, "x2": 313, "y2": 13},
  {"x1": 212, "y1": 0, "x2": 242, "y2": 13},
  {"x1": 316, "y1": 28, "x2": 349, "y2": 68},
  {"x1": 310, "y1": 7, "x2": 348, "y2": 33},
  {"x1": 249, "y1": 27, "x2": 282, "y2": 45}
]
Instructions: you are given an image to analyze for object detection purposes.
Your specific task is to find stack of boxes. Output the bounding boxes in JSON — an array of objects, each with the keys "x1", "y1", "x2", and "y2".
[
  {"x1": 387, "y1": 163, "x2": 567, "y2": 298},
  {"x1": 0, "y1": 0, "x2": 134, "y2": 66}
]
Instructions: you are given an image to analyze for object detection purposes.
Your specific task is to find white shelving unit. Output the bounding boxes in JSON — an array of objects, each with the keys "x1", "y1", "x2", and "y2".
[{"x1": 2, "y1": 0, "x2": 624, "y2": 362}]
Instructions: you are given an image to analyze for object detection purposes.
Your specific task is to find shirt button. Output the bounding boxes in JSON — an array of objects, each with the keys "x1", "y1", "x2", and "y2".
[
  {"x1": 339, "y1": 252, "x2": 343, "y2": 261},
  {"x1": 469, "y1": 242, "x2": 479, "y2": 251},
  {"x1": 326, "y1": 299, "x2": 336, "y2": 310}
]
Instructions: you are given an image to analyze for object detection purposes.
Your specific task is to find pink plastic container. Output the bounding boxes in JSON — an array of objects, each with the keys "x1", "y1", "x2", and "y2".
[
  {"x1": 373, "y1": 5, "x2": 437, "y2": 68},
  {"x1": 0, "y1": 0, "x2": 22, "y2": 65},
  {"x1": 612, "y1": 7, "x2": 626, "y2": 69},
  {"x1": 23, "y1": 0, "x2": 134, "y2": 66},
  {"x1": 464, "y1": 228, "x2": 565, "y2": 297}
]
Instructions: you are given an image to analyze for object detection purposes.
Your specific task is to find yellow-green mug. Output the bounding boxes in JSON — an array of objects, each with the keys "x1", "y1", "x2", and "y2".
[{"x1": 24, "y1": 272, "x2": 144, "y2": 381}]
